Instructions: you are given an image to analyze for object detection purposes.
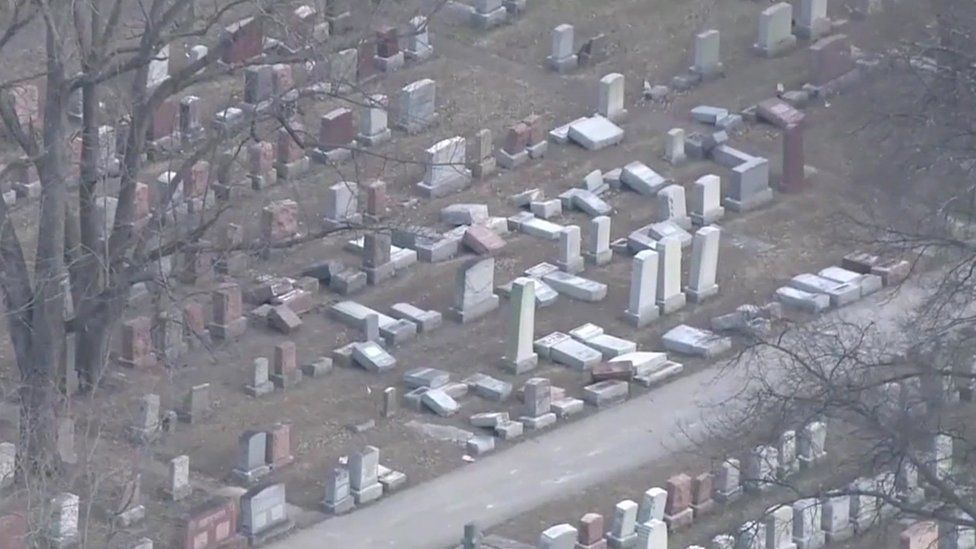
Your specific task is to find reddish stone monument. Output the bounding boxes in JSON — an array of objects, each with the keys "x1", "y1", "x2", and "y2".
[
  {"x1": 503, "y1": 123, "x2": 531, "y2": 155},
  {"x1": 318, "y1": 108, "x2": 355, "y2": 150},
  {"x1": 260, "y1": 199, "x2": 299, "y2": 243},
  {"x1": 271, "y1": 341, "x2": 300, "y2": 388},
  {"x1": 365, "y1": 180, "x2": 388, "y2": 220},
  {"x1": 809, "y1": 34, "x2": 854, "y2": 86},
  {"x1": 209, "y1": 283, "x2": 246, "y2": 340},
  {"x1": 120, "y1": 316, "x2": 155, "y2": 368},
  {"x1": 266, "y1": 423, "x2": 294, "y2": 470},
  {"x1": 181, "y1": 498, "x2": 244, "y2": 549},
  {"x1": 663, "y1": 473, "x2": 694, "y2": 531},
  {"x1": 577, "y1": 512, "x2": 606, "y2": 549},
  {"x1": 690, "y1": 472, "x2": 715, "y2": 517},
  {"x1": 221, "y1": 17, "x2": 264, "y2": 65},
  {"x1": 899, "y1": 521, "x2": 938, "y2": 549},
  {"x1": 780, "y1": 123, "x2": 806, "y2": 193},
  {"x1": 0, "y1": 511, "x2": 28, "y2": 549}
]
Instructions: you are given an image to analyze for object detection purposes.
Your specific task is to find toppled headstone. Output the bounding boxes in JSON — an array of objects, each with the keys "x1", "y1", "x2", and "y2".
[
  {"x1": 567, "y1": 116, "x2": 624, "y2": 151},
  {"x1": 661, "y1": 325, "x2": 732, "y2": 358}
]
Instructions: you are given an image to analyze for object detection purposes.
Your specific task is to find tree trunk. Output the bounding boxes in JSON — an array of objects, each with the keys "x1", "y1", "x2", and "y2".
[{"x1": 18, "y1": 359, "x2": 61, "y2": 479}]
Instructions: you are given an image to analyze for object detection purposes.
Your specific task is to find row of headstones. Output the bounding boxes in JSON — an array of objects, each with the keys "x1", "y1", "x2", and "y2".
[
  {"x1": 9, "y1": 479, "x2": 298, "y2": 548},
  {"x1": 773, "y1": 251, "x2": 910, "y2": 314},
  {"x1": 514, "y1": 421, "x2": 830, "y2": 549},
  {"x1": 323, "y1": 445, "x2": 407, "y2": 514},
  {"x1": 721, "y1": 432, "x2": 963, "y2": 549}
]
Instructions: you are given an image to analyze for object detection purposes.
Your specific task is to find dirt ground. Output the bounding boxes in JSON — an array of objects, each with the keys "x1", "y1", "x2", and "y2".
[{"x1": 0, "y1": 0, "x2": 945, "y2": 545}]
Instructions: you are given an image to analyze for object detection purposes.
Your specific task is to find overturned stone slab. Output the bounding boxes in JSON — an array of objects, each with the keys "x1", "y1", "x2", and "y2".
[
  {"x1": 621, "y1": 162, "x2": 669, "y2": 195},
  {"x1": 611, "y1": 352, "x2": 684, "y2": 387},
  {"x1": 567, "y1": 116, "x2": 625, "y2": 151},
  {"x1": 389, "y1": 303, "x2": 442, "y2": 333},
  {"x1": 788, "y1": 274, "x2": 860, "y2": 307},
  {"x1": 534, "y1": 332, "x2": 572, "y2": 360},
  {"x1": 542, "y1": 271, "x2": 608, "y2": 301},
  {"x1": 404, "y1": 367, "x2": 450, "y2": 389},
  {"x1": 776, "y1": 286, "x2": 830, "y2": 313},
  {"x1": 422, "y1": 388, "x2": 459, "y2": 417},
  {"x1": 662, "y1": 325, "x2": 732, "y2": 358},
  {"x1": 464, "y1": 373, "x2": 513, "y2": 401},
  {"x1": 582, "y1": 379, "x2": 629, "y2": 407},
  {"x1": 550, "y1": 338, "x2": 603, "y2": 371},
  {"x1": 352, "y1": 342, "x2": 396, "y2": 372}
]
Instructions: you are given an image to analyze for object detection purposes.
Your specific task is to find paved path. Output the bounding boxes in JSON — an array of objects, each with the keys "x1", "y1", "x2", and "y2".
[{"x1": 269, "y1": 278, "x2": 927, "y2": 549}]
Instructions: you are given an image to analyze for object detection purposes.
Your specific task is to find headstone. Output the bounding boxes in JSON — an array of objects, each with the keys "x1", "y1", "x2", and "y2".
[
  {"x1": 365, "y1": 180, "x2": 388, "y2": 220},
  {"x1": 792, "y1": 498, "x2": 825, "y2": 549},
  {"x1": 664, "y1": 128, "x2": 686, "y2": 165},
  {"x1": 127, "y1": 393, "x2": 161, "y2": 443},
  {"x1": 664, "y1": 474, "x2": 694, "y2": 530},
  {"x1": 586, "y1": 216, "x2": 613, "y2": 266},
  {"x1": 797, "y1": 0, "x2": 831, "y2": 39},
  {"x1": 778, "y1": 429, "x2": 799, "y2": 477},
  {"x1": 358, "y1": 94, "x2": 392, "y2": 146},
  {"x1": 471, "y1": 0, "x2": 507, "y2": 29},
  {"x1": 692, "y1": 30, "x2": 723, "y2": 78},
  {"x1": 209, "y1": 283, "x2": 246, "y2": 339},
  {"x1": 624, "y1": 250, "x2": 660, "y2": 327},
  {"x1": 47, "y1": 493, "x2": 79, "y2": 547},
  {"x1": 606, "y1": 500, "x2": 639, "y2": 548},
  {"x1": 546, "y1": 24, "x2": 578, "y2": 73},
  {"x1": 744, "y1": 445, "x2": 778, "y2": 492},
  {"x1": 261, "y1": 199, "x2": 299, "y2": 243},
  {"x1": 349, "y1": 446, "x2": 383, "y2": 504},
  {"x1": 557, "y1": 225, "x2": 584, "y2": 274},
  {"x1": 725, "y1": 157, "x2": 773, "y2": 212},
  {"x1": 245, "y1": 358, "x2": 274, "y2": 397},
  {"x1": 382, "y1": 387, "x2": 397, "y2": 418},
  {"x1": 324, "y1": 467, "x2": 355, "y2": 514},
  {"x1": 240, "y1": 483, "x2": 293, "y2": 544},
  {"x1": 168, "y1": 455, "x2": 191, "y2": 500},
  {"x1": 501, "y1": 278, "x2": 538, "y2": 374},
  {"x1": 638, "y1": 487, "x2": 667, "y2": 523},
  {"x1": 233, "y1": 430, "x2": 270, "y2": 484},
  {"x1": 396, "y1": 79, "x2": 436, "y2": 134},
  {"x1": 655, "y1": 185, "x2": 691, "y2": 229},
  {"x1": 120, "y1": 316, "x2": 155, "y2": 368},
  {"x1": 312, "y1": 108, "x2": 354, "y2": 162},
  {"x1": 220, "y1": 17, "x2": 263, "y2": 64},
  {"x1": 685, "y1": 226, "x2": 721, "y2": 302},
  {"x1": 809, "y1": 34, "x2": 854, "y2": 86},
  {"x1": 754, "y1": 3, "x2": 797, "y2": 57},
  {"x1": 243, "y1": 65, "x2": 273, "y2": 109},
  {"x1": 179, "y1": 383, "x2": 211, "y2": 424},
  {"x1": 373, "y1": 26, "x2": 404, "y2": 72},
  {"x1": 266, "y1": 423, "x2": 294, "y2": 469},
  {"x1": 248, "y1": 141, "x2": 276, "y2": 189},
  {"x1": 738, "y1": 521, "x2": 766, "y2": 549},
  {"x1": 522, "y1": 377, "x2": 552, "y2": 418},
  {"x1": 182, "y1": 497, "x2": 242, "y2": 548},
  {"x1": 577, "y1": 513, "x2": 606, "y2": 549},
  {"x1": 764, "y1": 504, "x2": 794, "y2": 549},
  {"x1": 449, "y1": 257, "x2": 500, "y2": 323},
  {"x1": 323, "y1": 181, "x2": 361, "y2": 229},
  {"x1": 900, "y1": 521, "x2": 938, "y2": 549},
  {"x1": 276, "y1": 125, "x2": 309, "y2": 181},
  {"x1": 597, "y1": 73, "x2": 626, "y2": 122},
  {"x1": 405, "y1": 16, "x2": 433, "y2": 61},
  {"x1": 539, "y1": 523, "x2": 577, "y2": 549},
  {"x1": 691, "y1": 472, "x2": 715, "y2": 517},
  {"x1": 635, "y1": 519, "x2": 667, "y2": 549},
  {"x1": 363, "y1": 232, "x2": 394, "y2": 285},
  {"x1": 821, "y1": 495, "x2": 853, "y2": 543},
  {"x1": 419, "y1": 137, "x2": 471, "y2": 198},
  {"x1": 468, "y1": 128, "x2": 496, "y2": 179},
  {"x1": 797, "y1": 421, "x2": 827, "y2": 468},
  {"x1": 655, "y1": 237, "x2": 686, "y2": 314}
]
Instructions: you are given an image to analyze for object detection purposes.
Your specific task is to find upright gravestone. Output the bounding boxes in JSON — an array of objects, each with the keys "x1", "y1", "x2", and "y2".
[
  {"x1": 714, "y1": 458, "x2": 741, "y2": 502},
  {"x1": 546, "y1": 24, "x2": 578, "y2": 73},
  {"x1": 128, "y1": 393, "x2": 160, "y2": 442},
  {"x1": 501, "y1": 278, "x2": 538, "y2": 374},
  {"x1": 539, "y1": 523, "x2": 577, "y2": 549},
  {"x1": 557, "y1": 225, "x2": 584, "y2": 274},
  {"x1": 246, "y1": 357, "x2": 274, "y2": 397},
  {"x1": 328, "y1": 48, "x2": 358, "y2": 93},
  {"x1": 276, "y1": 124, "x2": 309, "y2": 181},
  {"x1": 685, "y1": 226, "x2": 721, "y2": 303},
  {"x1": 606, "y1": 499, "x2": 638, "y2": 548},
  {"x1": 597, "y1": 73, "x2": 626, "y2": 122},
  {"x1": 168, "y1": 455, "x2": 191, "y2": 501},
  {"x1": 323, "y1": 181, "x2": 361, "y2": 229},
  {"x1": 781, "y1": 124, "x2": 806, "y2": 193},
  {"x1": 754, "y1": 3, "x2": 797, "y2": 57},
  {"x1": 349, "y1": 446, "x2": 383, "y2": 504},
  {"x1": 797, "y1": 0, "x2": 830, "y2": 39},
  {"x1": 624, "y1": 249, "x2": 660, "y2": 327},
  {"x1": 725, "y1": 157, "x2": 773, "y2": 212},
  {"x1": 120, "y1": 316, "x2": 155, "y2": 368},
  {"x1": 363, "y1": 232, "x2": 394, "y2": 285},
  {"x1": 396, "y1": 79, "x2": 436, "y2": 134},
  {"x1": 179, "y1": 383, "x2": 212, "y2": 424},
  {"x1": 448, "y1": 257, "x2": 500, "y2": 323},
  {"x1": 418, "y1": 137, "x2": 471, "y2": 198},
  {"x1": 272, "y1": 341, "x2": 301, "y2": 389},
  {"x1": 655, "y1": 185, "x2": 691, "y2": 229},
  {"x1": 248, "y1": 141, "x2": 276, "y2": 190},
  {"x1": 405, "y1": 16, "x2": 433, "y2": 61},
  {"x1": 311, "y1": 108, "x2": 355, "y2": 163},
  {"x1": 664, "y1": 128, "x2": 686, "y2": 166},
  {"x1": 233, "y1": 430, "x2": 270, "y2": 484},
  {"x1": 241, "y1": 483, "x2": 294, "y2": 544},
  {"x1": 357, "y1": 94, "x2": 392, "y2": 146},
  {"x1": 585, "y1": 216, "x2": 613, "y2": 266},
  {"x1": 324, "y1": 467, "x2": 355, "y2": 514},
  {"x1": 182, "y1": 498, "x2": 242, "y2": 549},
  {"x1": 47, "y1": 493, "x2": 79, "y2": 548},
  {"x1": 209, "y1": 283, "x2": 246, "y2": 339},
  {"x1": 471, "y1": 0, "x2": 507, "y2": 29},
  {"x1": 655, "y1": 237, "x2": 686, "y2": 314},
  {"x1": 692, "y1": 29, "x2": 723, "y2": 79},
  {"x1": 266, "y1": 423, "x2": 294, "y2": 470},
  {"x1": 689, "y1": 174, "x2": 724, "y2": 226}
]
